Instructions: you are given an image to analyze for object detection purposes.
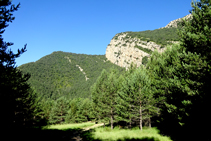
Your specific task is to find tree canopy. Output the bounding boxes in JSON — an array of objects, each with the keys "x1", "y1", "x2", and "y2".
[{"x1": 0, "y1": 0, "x2": 45, "y2": 129}]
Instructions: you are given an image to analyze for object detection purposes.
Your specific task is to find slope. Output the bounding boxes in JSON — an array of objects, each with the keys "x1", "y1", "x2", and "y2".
[
  {"x1": 105, "y1": 14, "x2": 192, "y2": 69},
  {"x1": 18, "y1": 51, "x2": 124, "y2": 99}
]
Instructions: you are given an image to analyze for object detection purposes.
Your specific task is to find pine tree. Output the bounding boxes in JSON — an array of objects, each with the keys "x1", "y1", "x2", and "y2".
[
  {"x1": 0, "y1": 0, "x2": 41, "y2": 129},
  {"x1": 101, "y1": 68, "x2": 121, "y2": 129},
  {"x1": 115, "y1": 64, "x2": 137, "y2": 129},
  {"x1": 116, "y1": 72, "x2": 140, "y2": 129},
  {"x1": 175, "y1": 1, "x2": 211, "y2": 140},
  {"x1": 49, "y1": 96, "x2": 69, "y2": 124},
  {"x1": 40, "y1": 98, "x2": 55, "y2": 121},
  {"x1": 91, "y1": 69, "x2": 109, "y2": 124},
  {"x1": 116, "y1": 66, "x2": 159, "y2": 130},
  {"x1": 178, "y1": 0, "x2": 211, "y2": 62},
  {"x1": 146, "y1": 42, "x2": 208, "y2": 140},
  {"x1": 91, "y1": 68, "x2": 121, "y2": 129},
  {"x1": 74, "y1": 98, "x2": 91, "y2": 123},
  {"x1": 65, "y1": 98, "x2": 78, "y2": 123}
]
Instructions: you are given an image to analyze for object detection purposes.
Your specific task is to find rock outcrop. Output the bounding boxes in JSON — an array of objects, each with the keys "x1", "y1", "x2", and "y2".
[
  {"x1": 105, "y1": 14, "x2": 189, "y2": 69},
  {"x1": 105, "y1": 33, "x2": 165, "y2": 69},
  {"x1": 163, "y1": 14, "x2": 192, "y2": 28},
  {"x1": 76, "y1": 65, "x2": 89, "y2": 81}
]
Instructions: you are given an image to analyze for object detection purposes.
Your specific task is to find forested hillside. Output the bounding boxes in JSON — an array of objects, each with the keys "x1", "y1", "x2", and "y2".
[
  {"x1": 3, "y1": 1, "x2": 210, "y2": 140},
  {"x1": 115, "y1": 27, "x2": 180, "y2": 47},
  {"x1": 18, "y1": 51, "x2": 124, "y2": 100},
  {"x1": 126, "y1": 28, "x2": 180, "y2": 46}
]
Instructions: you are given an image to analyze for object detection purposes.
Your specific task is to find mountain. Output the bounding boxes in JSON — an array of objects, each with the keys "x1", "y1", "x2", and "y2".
[
  {"x1": 18, "y1": 51, "x2": 124, "y2": 99},
  {"x1": 105, "y1": 14, "x2": 191, "y2": 69},
  {"x1": 163, "y1": 14, "x2": 192, "y2": 28},
  {"x1": 19, "y1": 15, "x2": 189, "y2": 99}
]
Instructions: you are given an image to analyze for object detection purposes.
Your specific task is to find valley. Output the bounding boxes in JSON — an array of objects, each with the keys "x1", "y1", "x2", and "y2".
[{"x1": 2, "y1": 1, "x2": 210, "y2": 140}]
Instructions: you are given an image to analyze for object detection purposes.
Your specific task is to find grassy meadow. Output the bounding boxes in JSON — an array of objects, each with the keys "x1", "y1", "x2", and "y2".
[
  {"x1": 84, "y1": 126, "x2": 172, "y2": 141},
  {"x1": 41, "y1": 122, "x2": 172, "y2": 141}
]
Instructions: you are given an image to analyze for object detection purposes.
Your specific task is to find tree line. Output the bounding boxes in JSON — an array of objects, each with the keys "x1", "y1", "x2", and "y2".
[
  {"x1": 18, "y1": 51, "x2": 124, "y2": 100},
  {"x1": 90, "y1": 1, "x2": 211, "y2": 141}
]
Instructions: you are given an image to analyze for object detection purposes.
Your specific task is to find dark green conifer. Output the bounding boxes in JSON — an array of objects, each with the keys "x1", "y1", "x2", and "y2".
[
  {"x1": 49, "y1": 96, "x2": 69, "y2": 124},
  {"x1": 91, "y1": 69, "x2": 109, "y2": 124},
  {"x1": 0, "y1": 0, "x2": 43, "y2": 129}
]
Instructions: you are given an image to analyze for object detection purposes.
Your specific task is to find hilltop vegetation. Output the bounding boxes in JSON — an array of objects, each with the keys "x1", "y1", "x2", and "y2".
[
  {"x1": 113, "y1": 27, "x2": 180, "y2": 47},
  {"x1": 19, "y1": 51, "x2": 124, "y2": 99}
]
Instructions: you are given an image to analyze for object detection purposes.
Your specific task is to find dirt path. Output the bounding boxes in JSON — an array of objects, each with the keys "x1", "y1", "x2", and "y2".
[
  {"x1": 68, "y1": 123, "x2": 104, "y2": 141},
  {"x1": 83, "y1": 123, "x2": 104, "y2": 131}
]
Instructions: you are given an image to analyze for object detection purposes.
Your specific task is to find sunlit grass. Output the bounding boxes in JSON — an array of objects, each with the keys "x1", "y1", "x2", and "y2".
[
  {"x1": 42, "y1": 123, "x2": 172, "y2": 141},
  {"x1": 43, "y1": 122, "x2": 95, "y2": 130},
  {"x1": 92, "y1": 126, "x2": 172, "y2": 141}
]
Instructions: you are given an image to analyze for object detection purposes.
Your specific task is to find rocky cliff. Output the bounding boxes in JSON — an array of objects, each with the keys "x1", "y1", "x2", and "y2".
[
  {"x1": 105, "y1": 33, "x2": 165, "y2": 69},
  {"x1": 164, "y1": 14, "x2": 192, "y2": 28},
  {"x1": 105, "y1": 15, "x2": 189, "y2": 69}
]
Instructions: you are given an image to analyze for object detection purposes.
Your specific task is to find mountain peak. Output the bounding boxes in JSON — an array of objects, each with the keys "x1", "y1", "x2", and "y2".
[{"x1": 163, "y1": 14, "x2": 192, "y2": 28}]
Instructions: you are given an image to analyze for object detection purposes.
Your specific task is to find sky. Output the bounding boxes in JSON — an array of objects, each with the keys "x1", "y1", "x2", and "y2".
[{"x1": 3, "y1": 0, "x2": 193, "y2": 66}]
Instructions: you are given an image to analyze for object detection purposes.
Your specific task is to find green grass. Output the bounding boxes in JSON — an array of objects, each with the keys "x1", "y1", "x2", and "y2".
[
  {"x1": 90, "y1": 126, "x2": 172, "y2": 141},
  {"x1": 43, "y1": 122, "x2": 95, "y2": 130},
  {"x1": 42, "y1": 123, "x2": 172, "y2": 141}
]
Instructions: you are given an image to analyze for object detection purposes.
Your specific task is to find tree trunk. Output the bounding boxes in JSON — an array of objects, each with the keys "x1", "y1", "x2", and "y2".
[
  {"x1": 129, "y1": 118, "x2": 132, "y2": 130},
  {"x1": 149, "y1": 117, "x2": 151, "y2": 128},
  {"x1": 111, "y1": 108, "x2": 113, "y2": 129},
  {"x1": 111, "y1": 115, "x2": 113, "y2": 129},
  {"x1": 140, "y1": 101, "x2": 142, "y2": 130}
]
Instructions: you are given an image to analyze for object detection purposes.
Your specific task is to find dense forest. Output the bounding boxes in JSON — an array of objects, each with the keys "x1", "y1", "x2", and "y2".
[
  {"x1": 1, "y1": 0, "x2": 211, "y2": 141},
  {"x1": 18, "y1": 52, "x2": 124, "y2": 99}
]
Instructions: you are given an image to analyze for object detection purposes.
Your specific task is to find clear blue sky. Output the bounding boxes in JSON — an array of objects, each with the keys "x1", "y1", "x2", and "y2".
[{"x1": 3, "y1": 0, "x2": 193, "y2": 66}]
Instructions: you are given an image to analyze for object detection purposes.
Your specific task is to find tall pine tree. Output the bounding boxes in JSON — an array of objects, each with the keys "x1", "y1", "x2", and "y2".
[
  {"x1": 49, "y1": 96, "x2": 69, "y2": 124},
  {"x1": 116, "y1": 66, "x2": 159, "y2": 130},
  {"x1": 0, "y1": 0, "x2": 43, "y2": 129},
  {"x1": 91, "y1": 69, "x2": 109, "y2": 125}
]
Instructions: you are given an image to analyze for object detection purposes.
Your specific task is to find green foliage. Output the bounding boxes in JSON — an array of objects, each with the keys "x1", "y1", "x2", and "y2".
[
  {"x1": 146, "y1": 42, "x2": 209, "y2": 140},
  {"x1": 90, "y1": 69, "x2": 109, "y2": 123},
  {"x1": 49, "y1": 96, "x2": 69, "y2": 124},
  {"x1": 38, "y1": 97, "x2": 93, "y2": 124},
  {"x1": 116, "y1": 65, "x2": 159, "y2": 130},
  {"x1": 134, "y1": 45, "x2": 153, "y2": 54},
  {"x1": 73, "y1": 98, "x2": 92, "y2": 123},
  {"x1": 142, "y1": 56, "x2": 148, "y2": 65},
  {"x1": 158, "y1": 1, "x2": 211, "y2": 140},
  {"x1": 0, "y1": 0, "x2": 45, "y2": 129},
  {"x1": 178, "y1": 1, "x2": 211, "y2": 62},
  {"x1": 125, "y1": 27, "x2": 180, "y2": 46},
  {"x1": 19, "y1": 51, "x2": 124, "y2": 99},
  {"x1": 91, "y1": 63, "x2": 159, "y2": 130},
  {"x1": 115, "y1": 66, "x2": 140, "y2": 128},
  {"x1": 91, "y1": 68, "x2": 122, "y2": 129}
]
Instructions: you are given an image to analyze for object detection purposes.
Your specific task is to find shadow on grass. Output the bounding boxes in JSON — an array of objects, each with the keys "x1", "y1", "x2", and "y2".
[
  {"x1": 117, "y1": 138, "x2": 159, "y2": 141},
  {"x1": 5, "y1": 126, "x2": 162, "y2": 141},
  {"x1": 5, "y1": 127, "x2": 84, "y2": 141}
]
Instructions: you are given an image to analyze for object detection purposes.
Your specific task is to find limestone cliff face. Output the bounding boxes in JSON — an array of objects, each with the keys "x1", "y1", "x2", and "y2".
[
  {"x1": 105, "y1": 33, "x2": 165, "y2": 69},
  {"x1": 164, "y1": 14, "x2": 192, "y2": 28},
  {"x1": 105, "y1": 14, "x2": 189, "y2": 69}
]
